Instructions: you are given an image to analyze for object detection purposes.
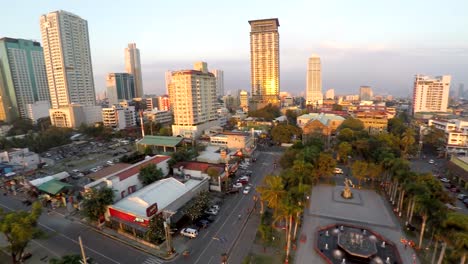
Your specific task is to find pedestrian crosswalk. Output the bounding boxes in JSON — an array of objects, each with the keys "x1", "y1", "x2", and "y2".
[{"x1": 142, "y1": 256, "x2": 164, "y2": 264}]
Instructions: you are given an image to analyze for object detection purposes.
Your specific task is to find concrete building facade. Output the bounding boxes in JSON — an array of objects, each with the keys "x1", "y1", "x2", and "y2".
[
  {"x1": 102, "y1": 105, "x2": 136, "y2": 130},
  {"x1": 169, "y1": 62, "x2": 218, "y2": 138},
  {"x1": 412, "y1": 75, "x2": 451, "y2": 115},
  {"x1": 249, "y1": 18, "x2": 280, "y2": 109},
  {"x1": 106, "y1": 73, "x2": 135, "y2": 105},
  {"x1": 0, "y1": 38, "x2": 50, "y2": 122},
  {"x1": 359, "y1": 86, "x2": 373, "y2": 101},
  {"x1": 125, "y1": 43, "x2": 143, "y2": 98},
  {"x1": 210, "y1": 69, "x2": 224, "y2": 98},
  {"x1": 40, "y1": 10, "x2": 99, "y2": 127},
  {"x1": 306, "y1": 55, "x2": 322, "y2": 105}
]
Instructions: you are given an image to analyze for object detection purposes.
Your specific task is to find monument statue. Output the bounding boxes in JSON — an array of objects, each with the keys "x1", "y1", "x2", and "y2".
[{"x1": 342, "y1": 178, "x2": 355, "y2": 199}]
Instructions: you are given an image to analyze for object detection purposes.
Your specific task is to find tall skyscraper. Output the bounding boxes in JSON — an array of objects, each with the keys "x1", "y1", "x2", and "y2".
[
  {"x1": 249, "y1": 18, "x2": 280, "y2": 109},
  {"x1": 359, "y1": 86, "x2": 373, "y2": 101},
  {"x1": 0, "y1": 38, "x2": 50, "y2": 122},
  {"x1": 169, "y1": 62, "x2": 218, "y2": 138},
  {"x1": 306, "y1": 55, "x2": 322, "y2": 104},
  {"x1": 412, "y1": 75, "x2": 451, "y2": 115},
  {"x1": 210, "y1": 69, "x2": 224, "y2": 98},
  {"x1": 239, "y1": 90, "x2": 249, "y2": 111},
  {"x1": 106, "y1": 73, "x2": 135, "y2": 105},
  {"x1": 458, "y1": 83, "x2": 464, "y2": 99},
  {"x1": 165, "y1": 70, "x2": 172, "y2": 94},
  {"x1": 125, "y1": 43, "x2": 143, "y2": 98},
  {"x1": 40, "y1": 10, "x2": 100, "y2": 128}
]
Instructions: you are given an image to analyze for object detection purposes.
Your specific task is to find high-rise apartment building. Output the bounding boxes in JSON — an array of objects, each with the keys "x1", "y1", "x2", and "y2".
[
  {"x1": 102, "y1": 105, "x2": 136, "y2": 130},
  {"x1": 412, "y1": 75, "x2": 451, "y2": 115},
  {"x1": 325, "y1": 89, "x2": 335, "y2": 100},
  {"x1": 239, "y1": 90, "x2": 249, "y2": 111},
  {"x1": 40, "y1": 10, "x2": 101, "y2": 127},
  {"x1": 169, "y1": 62, "x2": 218, "y2": 138},
  {"x1": 0, "y1": 38, "x2": 50, "y2": 122},
  {"x1": 106, "y1": 73, "x2": 135, "y2": 105},
  {"x1": 359, "y1": 86, "x2": 373, "y2": 101},
  {"x1": 306, "y1": 55, "x2": 322, "y2": 105},
  {"x1": 125, "y1": 43, "x2": 143, "y2": 98},
  {"x1": 165, "y1": 70, "x2": 172, "y2": 94},
  {"x1": 158, "y1": 95, "x2": 170, "y2": 111},
  {"x1": 249, "y1": 18, "x2": 280, "y2": 109},
  {"x1": 210, "y1": 69, "x2": 224, "y2": 98}
]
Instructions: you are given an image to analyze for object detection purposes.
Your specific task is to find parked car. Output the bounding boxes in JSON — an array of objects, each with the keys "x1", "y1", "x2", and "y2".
[
  {"x1": 195, "y1": 219, "x2": 210, "y2": 229},
  {"x1": 180, "y1": 228, "x2": 198, "y2": 238},
  {"x1": 210, "y1": 205, "x2": 220, "y2": 211},
  {"x1": 245, "y1": 171, "x2": 253, "y2": 176},
  {"x1": 463, "y1": 198, "x2": 468, "y2": 208},
  {"x1": 204, "y1": 208, "x2": 219, "y2": 216},
  {"x1": 334, "y1": 168, "x2": 344, "y2": 174},
  {"x1": 428, "y1": 159, "x2": 435, "y2": 164},
  {"x1": 440, "y1": 178, "x2": 450, "y2": 183},
  {"x1": 233, "y1": 182, "x2": 243, "y2": 189},
  {"x1": 450, "y1": 187, "x2": 461, "y2": 193},
  {"x1": 226, "y1": 188, "x2": 240, "y2": 195},
  {"x1": 457, "y1": 194, "x2": 467, "y2": 200},
  {"x1": 243, "y1": 186, "x2": 252, "y2": 194},
  {"x1": 201, "y1": 214, "x2": 216, "y2": 223}
]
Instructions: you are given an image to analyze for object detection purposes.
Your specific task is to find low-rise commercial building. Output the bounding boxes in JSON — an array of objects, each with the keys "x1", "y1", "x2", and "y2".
[
  {"x1": 143, "y1": 109, "x2": 173, "y2": 125},
  {"x1": 136, "y1": 136, "x2": 184, "y2": 154},
  {"x1": 354, "y1": 111, "x2": 388, "y2": 134},
  {"x1": 102, "y1": 105, "x2": 136, "y2": 130},
  {"x1": 0, "y1": 148, "x2": 40, "y2": 169},
  {"x1": 447, "y1": 155, "x2": 468, "y2": 190},
  {"x1": 428, "y1": 118, "x2": 468, "y2": 155},
  {"x1": 84, "y1": 155, "x2": 170, "y2": 201}
]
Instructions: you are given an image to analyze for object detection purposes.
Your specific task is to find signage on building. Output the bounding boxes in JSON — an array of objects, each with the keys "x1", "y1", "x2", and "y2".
[
  {"x1": 134, "y1": 218, "x2": 144, "y2": 223},
  {"x1": 146, "y1": 203, "x2": 158, "y2": 217}
]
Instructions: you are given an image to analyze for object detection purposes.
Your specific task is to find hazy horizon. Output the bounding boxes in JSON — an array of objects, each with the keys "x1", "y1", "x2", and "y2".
[{"x1": 2, "y1": 0, "x2": 467, "y2": 98}]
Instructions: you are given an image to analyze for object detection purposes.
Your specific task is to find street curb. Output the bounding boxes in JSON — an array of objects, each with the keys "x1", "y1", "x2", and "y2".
[{"x1": 85, "y1": 221, "x2": 178, "y2": 261}]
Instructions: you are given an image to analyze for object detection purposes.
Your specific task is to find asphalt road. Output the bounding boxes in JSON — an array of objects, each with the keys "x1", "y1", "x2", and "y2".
[
  {"x1": 169, "y1": 150, "x2": 282, "y2": 264},
  {"x1": 0, "y1": 149, "x2": 282, "y2": 264},
  {"x1": 0, "y1": 191, "x2": 158, "y2": 264}
]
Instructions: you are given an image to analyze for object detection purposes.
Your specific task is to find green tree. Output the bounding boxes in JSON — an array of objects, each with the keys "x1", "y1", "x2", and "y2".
[
  {"x1": 400, "y1": 128, "x2": 415, "y2": 158},
  {"x1": 337, "y1": 128, "x2": 355, "y2": 142},
  {"x1": 337, "y1": 142, "x2": 352, "y2": 163},
  {"x1": 423, "y1": 125, "x2": 446, "y2": 150},
  {"x1": 271, "y1": 124, "x2": 301, "y2": 143},
  {"x1": 145, "y1": 215, "x2": 166, "y2": 244},
  {"x1": 248, "y1": 104, "x2": 281, "y2": 121},
  {"x1": 0, "y1": 202, "x2": 42, "y2": 264},
  {"x1": 387, "y1": 117, "x2": 406, "y2": 136},
  {"x1": 257, "y1": 175, "x2": 286, "y2": 217},
  {"x1": 351, "y1": 160, "x2": 368, "y2": 186},
  {"x1": 139, "y1": 164, "x2": 164, "y2": 186},
  {"x1": 49, "y1": 255, "x2": 88, "y2": 264},
  {"x1": 315, "y1": 153, "x2": 336, "y2": 182},
  {"x1": 338, "y1": 118, "x2": 364, "y2": 131},
  {"x1": 159, "y1": 127, "x2": 172, "y2": 136},
  {"x1": 7, "y1": 118, "x2": 35, "y2": 136},
  {"x1": 82, "y1": 188, "x2": 114, "y2": 223},
  {"x1": 279, "y1": 148, "x2": 300, "y2": 168},
  {"x1": 285, "y1": 110, "x2": 298, "y2": 125},
  {"x1": 183, "y1": 192, "x2": 210, "y2": 220}
]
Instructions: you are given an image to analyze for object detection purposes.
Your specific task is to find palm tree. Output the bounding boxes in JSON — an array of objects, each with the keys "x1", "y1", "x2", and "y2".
[
  {"x1": 400, "y1": 128, "x2": 416, "y2": 158},
  {"x1": 257, "y1": 175, "x2": 286, "y2": 217},
  {"x1": 415, "y1": 193, "x2": 443, "y2": 249},
  {"x1": 277, "y1": 194, "x2": 302, "y2": 264}
]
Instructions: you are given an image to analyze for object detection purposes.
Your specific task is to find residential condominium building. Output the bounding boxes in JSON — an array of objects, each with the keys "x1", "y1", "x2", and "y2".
[
  {"x1": 239, "y1": 90, "x2": 249, "y2": 111},
  {"x1": 210, "y1": 69, "x2": 224, "y2": 98},
  {"x1": 158, "y1": 95, "x2": 170, "y2": 111},
  {"x1": 169, "y1": 62, "x2": 218, "y2": 138},
  {"x1": 40, "y1": 10, "x2": 101, "y2": 128},
  {"x1": 102, "y1": 105, "x2": 136, "y2": 130},
  {"x1": 359, "y1": 86, "x2": 373, "y2": 101},
  {"x1": 249, "y1": 18, "x2": 280, "y2": 109},
  {"x1": 412, "y1": 75, "x2": 451, "y2": 115},
  {"x1": 428, "y1": 118, "x2": 468, "y2": 155},
  {"x1": 306, "y1": 55, "x2": 323, "y2": 105},
  {"x1": 125, "y1": 43, "x2": 143, "y2": 98},
  {"x1": 0, "y1": 38, "x2": 50, "y2": 122},
  {"x1": 106, "y1": 73, "x2": 135, "y2": 105},
  {"x1": 143, "y1": 109, "x2": 173, "y2": 126}
]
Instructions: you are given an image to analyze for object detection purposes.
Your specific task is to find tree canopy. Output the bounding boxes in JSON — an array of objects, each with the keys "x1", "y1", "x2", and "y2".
[
  {"x1": 248, "y1": 104, "x2": 281, "y2": 121},
  {"x1": 138, "y1": 164, "x2": 164, "y2": 186},
  {"x1": 0, "y1": 202, "x2": 42, "y2": 264},
  {"x1": 338, "y1": 118, "x2": 365, "y2": 131},
  {"x1": 82, "y1": 188, "x2": 114, "y2": 222},
  {"x1": 271, "y1": 124, "x2": 301, "y2": 143}
]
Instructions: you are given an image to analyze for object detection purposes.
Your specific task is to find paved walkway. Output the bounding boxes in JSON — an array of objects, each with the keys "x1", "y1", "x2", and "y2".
[{"x1": 295, "y1": 185, "x2": 420, "y2": 264}]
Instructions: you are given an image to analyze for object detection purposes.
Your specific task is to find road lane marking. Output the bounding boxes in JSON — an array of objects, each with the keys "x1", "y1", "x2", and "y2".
[
  {"x1": 142, "y1": 256, "x2": 163, "y2": 264},
  {"x1": 207, "y1": 256, "x2": 214, "y2": 264},
  {"x1": 0, "y1": 202, "x2": 121, "y2": 264}
]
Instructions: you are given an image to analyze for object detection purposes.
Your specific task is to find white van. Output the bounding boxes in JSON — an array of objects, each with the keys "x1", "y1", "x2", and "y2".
[{"x1": 180, "y1": 228, "x2": 198, "y2": 238}]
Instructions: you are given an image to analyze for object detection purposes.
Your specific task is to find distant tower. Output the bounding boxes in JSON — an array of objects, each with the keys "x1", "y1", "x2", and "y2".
[
  {"x1": 359, "y1": 86, "x2": 373, "y2": 101},
  {"x1": 165, "y1": 70, "x2": 172, "y2": 94},
  {"x1": 249, "y1": 18, "x2": 280, "y2": 109},
  {"x1": 0, "y1": 38, "x2": 50, "y2": 122},
  {"x1": 306, "y1": 55, "x2": 322, "y2": 105},
  {"x1": 412, "y1": 75, "x2": 451, "y2": 115},
  {"x1": 106, "y1": 73, "x2": 135, "y2": 105},
  {"x1": 325, "y1": 89, "x2": 335, "y2": 100},
  {"x1": 210, "y1": 69, "x2": 224, "y2": 98},
  {"x1": 125, "y1": 43, "x2": 143, "y2": 98},
  {"x1": 239, "y1": 90, "x2": 249, "y2": 111}
]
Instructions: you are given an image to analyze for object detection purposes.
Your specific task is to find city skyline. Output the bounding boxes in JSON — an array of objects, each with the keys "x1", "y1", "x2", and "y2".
[{"x1": 1, "y1": 0, "x2": 467, "y2": 97}]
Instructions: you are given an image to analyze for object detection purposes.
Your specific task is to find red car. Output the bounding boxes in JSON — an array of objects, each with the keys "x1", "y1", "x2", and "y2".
[{"x1": 450, "y1": 187, "x2": 460, "y2": 193}]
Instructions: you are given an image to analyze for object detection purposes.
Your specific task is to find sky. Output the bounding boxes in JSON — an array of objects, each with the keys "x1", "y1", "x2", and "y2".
[{"x1": 1, "y1": 0, "x2": 467, "y2": 97}]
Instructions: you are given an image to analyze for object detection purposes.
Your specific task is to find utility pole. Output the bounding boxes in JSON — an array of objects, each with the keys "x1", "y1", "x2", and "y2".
[{"x1": 79, "y1": 236, "x2": 87, "y2": 264}]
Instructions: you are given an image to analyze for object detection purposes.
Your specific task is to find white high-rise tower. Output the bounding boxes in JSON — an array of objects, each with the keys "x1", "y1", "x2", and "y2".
[
  {"x1": 40, "y1": 10, "x2": 100, "y2": 128},
  {"x1": 306, "y1": 55, "x2": 322, "y2": 105},
  {"x1": 210, "y1": 69, "x2": 224, "y2": 98},
  {"x1": 125, "y1": 43, "x2": 143, "y2": 98},
  {"x1": 412, "y1": 75, "x2": 451, "y2": 115}
]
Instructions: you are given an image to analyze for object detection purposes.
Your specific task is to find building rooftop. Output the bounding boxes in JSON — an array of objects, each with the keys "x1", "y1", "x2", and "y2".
[
  {"x1": 298, "y1": 113, "x2": 345, "y2": 126},
  {"x1": 109, "y1": 177, "x2": 204, "y2": 219},
  {"x1": 173, "y1": 160, "x2": 225, "y2": 174},
  {"x1": 88, "y1": 163, "x2": 132, "y2": 181},
  {"x1": 248, "y1": 18, "x2": 280, "y2": 27},
  {"x1": 137, "y1": 136, "x2": 184, "y2": 147}
]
